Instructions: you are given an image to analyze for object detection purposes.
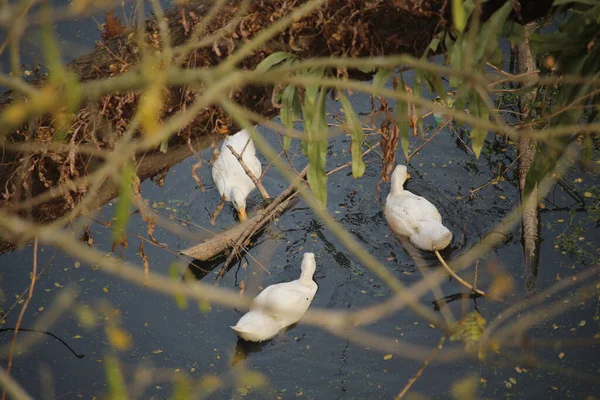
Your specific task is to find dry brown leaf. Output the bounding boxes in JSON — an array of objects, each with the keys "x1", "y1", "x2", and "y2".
[
  {"x1": 191, "y1": 158, "x2": 204, "y2": 191},
  {"x1": 139, "y1": 240, "x2": 150, "y2": 282},
  {"x1": 102, "y1": 11, "x2": 125, "y2": 42}
]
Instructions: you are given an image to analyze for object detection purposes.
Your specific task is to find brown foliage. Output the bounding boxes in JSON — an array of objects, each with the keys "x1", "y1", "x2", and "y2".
[
  {"x1": 0, "y1": 0, "x2": 447, "y2": 253},
  {"x1": 102, "y1": 11, "x2": 126, "y2": 42}
]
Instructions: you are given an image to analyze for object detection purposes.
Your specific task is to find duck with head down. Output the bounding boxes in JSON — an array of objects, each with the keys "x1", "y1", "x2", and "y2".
[
  {"x1": 384, "y1": 164, "x2": 452, "y2": 251},
  {"x1": 212, "y1": 129, "x2": 262, "y2": 222}
]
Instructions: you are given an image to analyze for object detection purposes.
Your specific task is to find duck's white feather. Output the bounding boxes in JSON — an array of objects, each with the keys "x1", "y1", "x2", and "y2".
[
  {"x1": 212, "y1": 129, "x2": 262, "y2": 210},
  {"x1": 385, "y1": 165, "x2": 452, "y2": 251},
  {"x1": 231, "y1": 253, "x2": 318, "y2": 342}
]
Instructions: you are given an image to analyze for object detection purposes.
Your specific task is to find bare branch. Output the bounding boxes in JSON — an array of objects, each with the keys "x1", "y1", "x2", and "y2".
[{"x1": 226, "y1": 144, "x2": 270, "y2": 200}]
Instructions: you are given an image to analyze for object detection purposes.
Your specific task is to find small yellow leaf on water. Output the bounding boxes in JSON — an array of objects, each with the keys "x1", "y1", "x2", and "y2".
[
  {"x1": 153, "y1": 349, "x2": 164, "y2": 354},
  {"x1": 74, "y1": 335, "x2": 83, "y2": 339},
  {"x1": 383, "y1": 354, "x2": 393, "y2": 360},
  {"x1": 103, "y1": 287, "x2": 109, "y2": 293},
  {"x1": 558, "y1": 352, "x2": 565, "y2": 359},
  {"x1": 579, "y1": 320, "x2": 586, "y2": 327},
  {"x1": 539, "y1": 203, "x2": 546, "y2": 209},
  {"x1": 108, "y1": 328, "x2": 132, "y2": 351},
  {"x1": 584, "y1": 192, "x2": 592, "y2": 198}
]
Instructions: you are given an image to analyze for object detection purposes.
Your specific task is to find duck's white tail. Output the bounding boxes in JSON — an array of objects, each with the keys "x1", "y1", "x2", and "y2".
[{"x1": 231, "y1": 310, "x2": 281, "y2": 342}]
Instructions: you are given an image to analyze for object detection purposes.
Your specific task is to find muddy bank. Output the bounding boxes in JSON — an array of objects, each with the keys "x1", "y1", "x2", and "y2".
[{"x1": 0, "y1": 0, "x2": 553, "y2": 254}]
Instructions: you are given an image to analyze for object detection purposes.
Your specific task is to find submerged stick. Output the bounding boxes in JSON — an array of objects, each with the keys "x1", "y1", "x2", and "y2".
[
  {"x1": 434, "y1": 250, "x2": 488, "y2": 297},
  {"x1": 0, "y1": 328, "x2": 85, "y2": 359}
]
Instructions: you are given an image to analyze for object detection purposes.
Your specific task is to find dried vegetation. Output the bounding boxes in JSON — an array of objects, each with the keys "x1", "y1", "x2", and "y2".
[{"x1": 0, "y1": 0, "x2": 447, "y2": 254}]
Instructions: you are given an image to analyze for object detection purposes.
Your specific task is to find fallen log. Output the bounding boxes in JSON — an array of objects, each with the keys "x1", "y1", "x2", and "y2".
[{"x1": 181, "y1": 166, "x2": 308, "y2": 261}]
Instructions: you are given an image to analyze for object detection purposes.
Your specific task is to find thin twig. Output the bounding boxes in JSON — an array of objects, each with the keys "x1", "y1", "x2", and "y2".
[
  {"x1": 0, "y1": 249, "x2": 55, "y2": 322},
  {"x1": 434, "y1": 250, "x2": 487, "y2": 298},
  {"x1": 226, "y1": 144, "x2": 270, "y2": 200},
  {"x1": 394, "y1": 336, "x2": 446, "y2": 400},
  {"x1": 407, "y1": 119, "x2": 448, "y2": 162}
]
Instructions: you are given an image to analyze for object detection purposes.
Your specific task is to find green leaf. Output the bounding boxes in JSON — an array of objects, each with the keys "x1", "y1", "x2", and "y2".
[
  {"x1": 373, "y1": 69, "x2": 392, "y2": 90},
  {"x1": 449, "y1": 34, "x2": 466, "y2": 87},
  {"x1": 339, "y1": 92, "x2": 366, "y2": 178},
  {"x1": 113, "y1": 163, "x2": 135, "y2": 242},
  {"x1": 413, "y1": 70, "x2": 424, "y2": 137},
  {"x1": 41, "y1": 3, "x2": 65, "y2": 81},
  {"x1": 280, "y1": 84, "x2": 300, "y2": 150},
  {"x1": 425, "y1": 72, "x2": 447, "y2": 105},
  {"x1": 489, "y1": 47, "x2": 504, "y2": 69},
  {"x1": 169, "y1": 264, "x2": 188, "y2": 309},
  {"x1": 425, "y1": 35, "x2": 442, "y2": 57},
  {"x1": 173, "y1": 376, "x2": 191, "y2": 400},
  {"x1": 303, "y1": 68, "x2": 325, "y2": 108},
  {"x1": 255, "y1": 52, "x2": 296, "y2": 73},
  {"x1": 501, "y1": 21, "x2": 525, "y2": 45},
  {"x1": 452, "y1": 0, "x2": 467, "y2": 32},
  {"x1": 454, "y1": 86, "x2": 472, "y2": 126},
  {"x1": 105, "y1": 356, "x2": 128, "y2": 400},
  {"x1": 160, "y1": 139, "x2": 169, "y2": 153},
  {"x1": 468, "y1": 95, "x2": 489, "y2": 158},
  {"x1": 474, "y1": 2, "x2": 512, "y2": 64},
  {"x1": 396, "y1": 75, "x2": 410, "y2": 159},
  {"x1": 306, "y1": 87, "x2": 328, "y2": 207}
]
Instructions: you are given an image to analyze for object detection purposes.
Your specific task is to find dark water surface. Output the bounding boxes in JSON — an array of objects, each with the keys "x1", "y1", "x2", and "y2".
[{"x1": 1, "y1": 3, "x2": 599, "y2": 400}]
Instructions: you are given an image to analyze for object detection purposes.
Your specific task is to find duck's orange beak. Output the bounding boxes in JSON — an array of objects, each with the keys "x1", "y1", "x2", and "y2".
[{"x1": 238, "y1": 208, "x2": 247, "y2": 222}]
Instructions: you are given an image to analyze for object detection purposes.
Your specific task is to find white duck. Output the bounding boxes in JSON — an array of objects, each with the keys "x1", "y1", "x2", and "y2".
[
  {"x1": 231, "y1": 253, "x2": 319, "y2": 342},
  {"x1": 212, "y1": 129, "x2": 262, "y2": 221},
  {"x1": 384, "y1": 164, "x2": 452, "y2": 251}
]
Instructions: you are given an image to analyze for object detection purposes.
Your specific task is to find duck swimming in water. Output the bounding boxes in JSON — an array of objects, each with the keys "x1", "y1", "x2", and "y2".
[{"x1": 384, "y1": 164, "x2": 452, "y2": 251}]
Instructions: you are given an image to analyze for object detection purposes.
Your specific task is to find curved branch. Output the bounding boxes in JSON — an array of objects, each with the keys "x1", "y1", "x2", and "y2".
[{"x1": 434, "y1": 250, "x2": 488, "y2": 298}]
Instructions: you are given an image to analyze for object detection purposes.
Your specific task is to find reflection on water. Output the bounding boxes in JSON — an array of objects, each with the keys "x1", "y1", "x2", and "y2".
[
  {"x1": 431, "y1": 292, "x2": 481, "y2": 311},
  {"x1": 183, "y1": 258, "x2": 222, "y2": 282},
  {"x1": 232, "y1": 338, "x2": 269, "y2": 367}
]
